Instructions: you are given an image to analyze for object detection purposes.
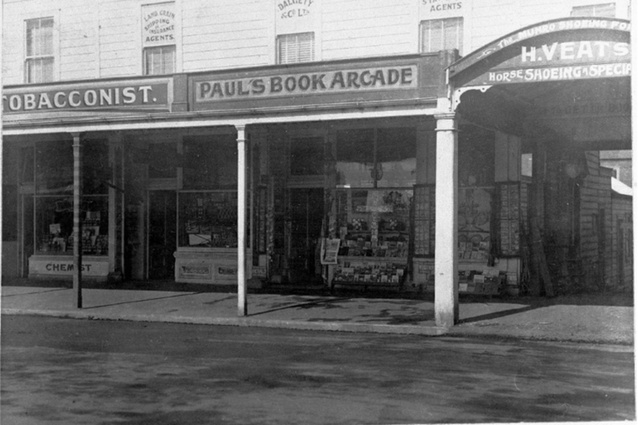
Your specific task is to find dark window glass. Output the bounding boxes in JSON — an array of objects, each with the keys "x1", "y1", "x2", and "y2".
[
  {"x1": 376, "y1": 127, "x2": 416, "y2": 188},
  {"x1": 183, "y1": 136, "x2": 237, "y2": 189},
  {"x1": 148, "y1": 143, "x2": 178, "y2": 179},
  {"x1": 290, "y1": 137, "x2": 324, "y2": 176},
  {"x1": 336, "y1": 129, "x2": 374, "y2": 188},
  {"x1": 36, "y1": 140, "x2": 73, "y2": 194}
]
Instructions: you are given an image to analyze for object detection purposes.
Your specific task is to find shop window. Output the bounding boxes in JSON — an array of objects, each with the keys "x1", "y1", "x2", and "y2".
[
  {"x1": 336, "y1": 129, "x2": 375, "y2": 188},
  {"x1": 290, "y1": 137, "x2": 325, "y2": 176},
  {"x1": 420, "y1": 17, "x2": 463, "y2": 55},
  {"x1": 2, "y1": 185, "x2": 18, "y2": 241},
  {"x1": 35, "y1": 141, "x2": 73, "y2": 194},
  {"x1": 144, "y1": 45, "x2": 176, "y2": 75},
  {"x1": 522, "y1": 153, "x2": 533, "y2": 177},
  {"x1": 458, "y1": 126, "x2": 495, "y2": 187},
  {"x1": 34, "y1": 196, "x2": 108, "y2": 256},
  {"x1": 376, "y1": 128, "x2": 416, "y2": 188},
  {"x1": 277, "y1": 32, "x2": 314, "y2": 64},
  {"x1": 20, "y1": 147, "x2": 35, "y2": 184},
  {"x1": 25, "y1": 17, "x2": 55, "y2": 83},
  {"x1": 177, "y1": 192, "x2": 238, "y2": 248},
  {"x1": 335, "y1": 128, "x2": 416, "y2": 188},
  {"x1": 30, "y1": 139, "x2": 110, "y2": 256},
  {"x1": 148, "y1": 143, "x2": 178, "y2": 179},
  {"x1": 182, "y1": 135, "x2": 237, "y2": 189},
  {"x1": 571, "y1": 3, "x2": 615, "y2": 17}
]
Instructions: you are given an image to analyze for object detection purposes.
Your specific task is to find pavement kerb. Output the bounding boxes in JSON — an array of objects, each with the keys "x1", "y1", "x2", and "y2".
[{"x1": 1, "y1": 309, "x2": 449, "y2": 336}]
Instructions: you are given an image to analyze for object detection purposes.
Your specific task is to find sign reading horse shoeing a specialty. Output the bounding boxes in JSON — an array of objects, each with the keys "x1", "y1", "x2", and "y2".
[{"x1": 142, "y1": 2, "x2": 176, "y2": 47}]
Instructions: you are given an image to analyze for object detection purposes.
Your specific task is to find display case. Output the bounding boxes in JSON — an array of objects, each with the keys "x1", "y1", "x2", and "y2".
[
  {"x1": 177, "y1": 191, "x2": 238, "y2": 249},
  {"x1": 175, "y1": 191, "x2": 243, "y2": 284},
  {"x1": 331, "y1": 188, "x2": 412, "y2": 288}
]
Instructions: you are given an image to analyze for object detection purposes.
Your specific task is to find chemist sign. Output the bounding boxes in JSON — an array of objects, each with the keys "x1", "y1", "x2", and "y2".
[{"x1": 142, "y1": 2, "x2": 176, "y2": 47}]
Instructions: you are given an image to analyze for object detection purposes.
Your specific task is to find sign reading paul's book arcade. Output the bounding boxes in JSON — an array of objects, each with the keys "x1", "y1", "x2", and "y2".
[{"x1": 195, "y1": 65, "x2": 417, "y2": 103}]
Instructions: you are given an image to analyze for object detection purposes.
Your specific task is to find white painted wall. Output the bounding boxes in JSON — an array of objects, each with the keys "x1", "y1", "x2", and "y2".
[{"x1": 1, "y1": 0, "x2": 630, "y2": 85}]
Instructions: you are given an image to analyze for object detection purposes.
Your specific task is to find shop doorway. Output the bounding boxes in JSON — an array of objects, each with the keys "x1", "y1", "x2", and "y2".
[
  {"x1": 148, "y1": 191, "x2": 176, "y2": 280},
  {"x1": 288, "y1": 188, "x2": 324, "y2": 284}
]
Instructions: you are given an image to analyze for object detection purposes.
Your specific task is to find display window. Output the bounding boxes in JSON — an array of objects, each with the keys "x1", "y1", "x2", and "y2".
[
  {"x1": 178, "y1": 192, "x2": 238, "y2": 248},
  {"x1": 182, "y1": 135, "x2": 237, "y2": 190},
  {"x1": 34, "y1": 195, "x2": 109, "y2": 256},
  {"x1": 335, "y1": 188, "x2": 412, "y2": 258},
  {"x1": 335, "y1": 127, "x2": 416, "y2": 188},
  {"x1": 25, "y1": 139, "x2": 110, "y2": 257}
]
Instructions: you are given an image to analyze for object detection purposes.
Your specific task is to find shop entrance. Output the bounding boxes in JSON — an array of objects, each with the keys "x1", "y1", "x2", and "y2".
[
  {"x1": 288, "y1": 188, "x2": 324, "y2": 284},
  {"x1": 148, "y1": 191, "x2": 176, "y2": 280}
]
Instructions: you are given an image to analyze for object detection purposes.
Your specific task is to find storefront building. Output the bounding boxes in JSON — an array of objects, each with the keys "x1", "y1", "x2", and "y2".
[{"x1": 2, "y1": 0, "x2": 633, "y2": 327}]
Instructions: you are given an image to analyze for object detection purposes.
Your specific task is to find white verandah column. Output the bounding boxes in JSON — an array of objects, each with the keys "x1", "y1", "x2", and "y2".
[
  {"x1": 236, "y1": 125, "x2": 248, "y2": 316},
  {"x1": 434, "y1": 113, "x2": 459, "y2": 328}
]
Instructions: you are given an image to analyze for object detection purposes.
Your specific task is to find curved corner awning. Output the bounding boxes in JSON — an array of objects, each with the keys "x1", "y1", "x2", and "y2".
[
  {"x1": 449, "y1": 17, "x2": 630, "y2": 88},
  {"x1": 447, "y1": 17, "x2": 631, "y2": 148}
]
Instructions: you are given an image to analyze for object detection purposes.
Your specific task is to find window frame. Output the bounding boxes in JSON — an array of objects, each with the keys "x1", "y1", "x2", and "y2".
[
  {"x1": 276, "y1": 32, "x2": 315, "y2": 64},
  {"x1": 143, "y1": 44, "x2": 177, "y2": 76},
  {"x1": 571, "y1": 3, "x2": 616, "y2": 17},
  {"x1": 419, "y1": 17, "x2": 464, "y2": 55},
  {"x1": 24, "y1": 16, "x2": 56, "y2": 84}
]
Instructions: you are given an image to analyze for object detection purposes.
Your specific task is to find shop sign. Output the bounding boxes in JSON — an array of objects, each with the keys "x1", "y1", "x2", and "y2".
[
  {"x1": 2, "y1": 83, "x2": 169, "y2": 113},
  {"x1": 29, "y1": 258, "x2": 109, "y2": 277},
  {"x1": 277, "y1": 0, "x2": 315, "y2": 20},
  {"x1": 142, "y1": 2, "x2": 176, "y2": 47},
  {"x1": 450, "y1": 18, "x2": 631, "y2": 82},
  {"x1": 218, "y1": 266, "x2": 237, "y2": 276},
  {"x1": 252, "y1": 266, "x2": 267, "y2": 278},
  {"x1": 195, "y1": 65, "x2": 417, "y2": 103},
  {"x1": 420, "y1": 0, "x2": 467, "y2": 19},
  {"x1": 483, "y1": 40, "x2": 630, "y2": 84}
]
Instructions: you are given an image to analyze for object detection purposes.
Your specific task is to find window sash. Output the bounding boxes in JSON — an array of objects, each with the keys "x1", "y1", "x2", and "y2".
[
  {"x1": 277, "y1": 32, "x2": 314, "y2": 64},
  {"x1": 571, "y1": 3, "x2": 616, "y2": 17},
  {"x1": 420, "y1": 18, "x2": 463, "y2": 54},
  {"x1": 25, "y1": 57, "x2": 54, "y2": 83},
  {"x1": 144, "y1": 45, "x2": 176, "y2": 75},
  {"x1": 25, "y1": 17, "x2": 54, "y2": 83}
]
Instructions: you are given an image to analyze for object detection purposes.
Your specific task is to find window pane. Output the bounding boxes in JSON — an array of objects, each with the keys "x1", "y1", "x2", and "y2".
[
  {"x1": 376, "y1": 128, "x2": 416, "y2": 188},
  {"x1": 571, "y1": 3, "x2": 615, "y2": 17},
  {"x1": 290, "y1": 138, "x2": 325, "y2": 176},
  {"x1": 178, "y1": 192, "x2": 238, "y2": 248},
  {"x1": 420, "y1": 18, "x2": 463, "y2": 54},
  {"x1": 277, "y1": 32, "x2": 314, "y2": 64},
  {"x1": 183, "y1": 136, "x2": 238, "y2": 189},
  {"x1": 144, "y1": 46, "x2": 176, "y2": 75},
  {"x1": 336, "y1": 129, "x2": 374, "y2": 188},
  {"x1": 25, "y1": 17, "x2": 54, "y2": 83}
]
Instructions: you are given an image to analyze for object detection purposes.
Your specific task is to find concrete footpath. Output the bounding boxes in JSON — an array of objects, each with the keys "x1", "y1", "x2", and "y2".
[{"x1": 1, "y1": 283, "x2": 634, "y2": 344}]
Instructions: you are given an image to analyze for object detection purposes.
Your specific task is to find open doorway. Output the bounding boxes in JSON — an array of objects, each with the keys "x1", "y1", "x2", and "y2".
[{"x1": 288, "y1": 188, "x2": 324, "y2": 284}]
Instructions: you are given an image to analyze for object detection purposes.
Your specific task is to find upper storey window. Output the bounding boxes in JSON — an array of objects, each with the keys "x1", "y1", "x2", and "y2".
[
  {"x1": 25, "y1": 17, "x2": 54, "y2": 83},
  {"x1": 144, "y1": 45, "x2": 176, "y2": 75},
  {"x1": 420, "y1": 17, "x2": 463, "y2": 55},
  {"x1": 571, "y1": 3, "x2": 616, "y2": 17},
  {"x1": 277, "y1": 32, "x2": 315, "y2": 64},
  {"x1": 142, "y1": 2, "x2": 177, "y2": 75}
]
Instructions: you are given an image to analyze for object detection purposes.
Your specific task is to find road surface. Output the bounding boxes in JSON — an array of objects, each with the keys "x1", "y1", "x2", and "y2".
[{"x1": 1, "y1": 315, "x2": 634, "y2": 424}]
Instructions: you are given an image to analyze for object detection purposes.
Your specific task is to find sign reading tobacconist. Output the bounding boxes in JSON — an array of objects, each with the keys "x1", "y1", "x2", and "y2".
[
  {"x1": 194, "y1": 65, "x2": 417, "y2": 104},
  {"x1": 3, "y1": 82, "x2": 169, "y2": 113}
]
